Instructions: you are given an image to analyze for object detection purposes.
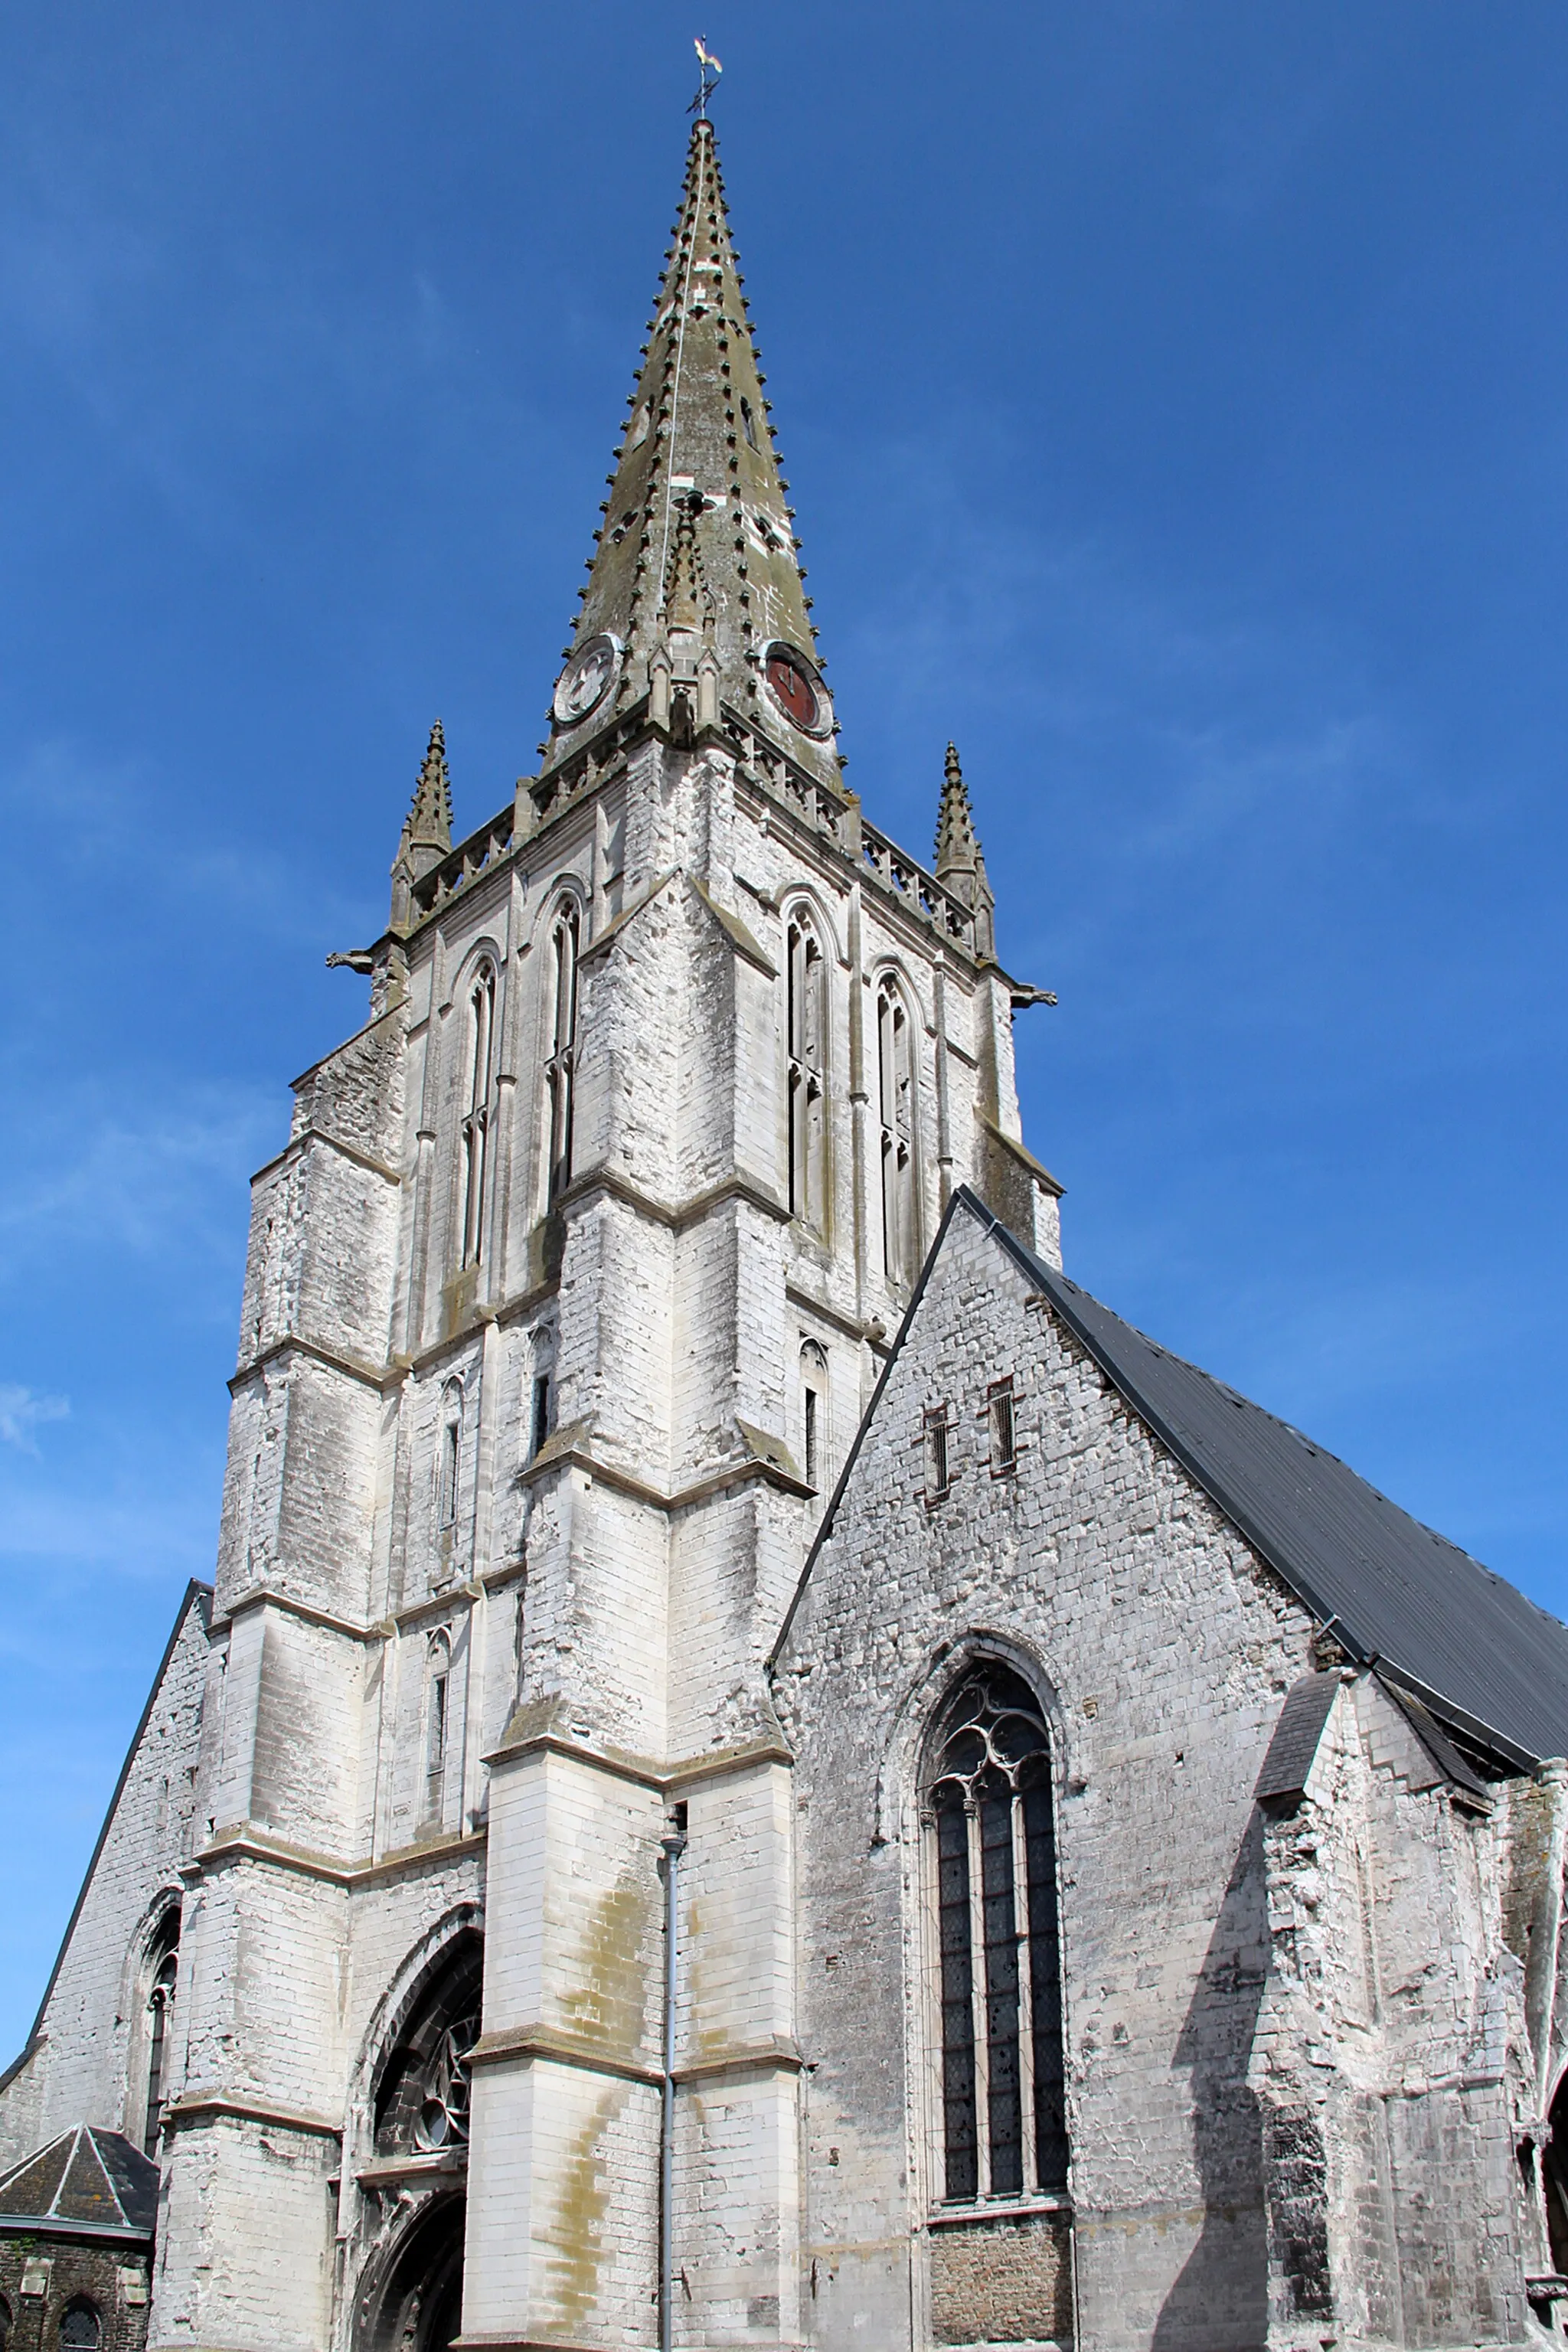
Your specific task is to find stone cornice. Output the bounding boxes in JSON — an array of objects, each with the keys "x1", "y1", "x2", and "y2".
[
  {"x1": 518, "y1": 1429, "x2": 811, "y2": 1510},
  {"x1": 554, "y1": 1161, "x2": 790, "y2": 1235},
  {"x1": 467, "y1": 2023, "x2": 662, "y2": 2089},
  {"x1": 208, "y1": 1586, "x2": 378, "y2": 1644},
  {"x1": 978, "y1": 1110, "x2": 1065, "y2": 1198},
  {"x1": 482, "y1": 1715, "x2": 792, "y2": 1791},
  {"x1": 185, "y1": 1823, "x2": 486, "y2": 1890},
  {"x1": 163, "y1": 2093, "x2": 342, "y2": 2141},
  {"x1": 229, "y1": 1331, "x2": 392, "y2": 1398}
]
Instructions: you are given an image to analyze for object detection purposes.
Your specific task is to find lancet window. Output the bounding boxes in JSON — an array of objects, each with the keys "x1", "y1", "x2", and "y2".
[
  {"x1": 546, "y1": 900, "x2": 580, "y2": 1206},
  {"x1": 877, "y1": 977, "x2": 917, "y2": 1287},
  {"x1": 424, "y1": 1632, "x2": 452, "y2": 1825},
  {"x1": 925, "y1": 1664, "x2": 1068, "y2": 2205},
  {"x1": 140, "y1": 1910, "x2": 180, "y2": 2155},
  {"x1": 437, "y1": 1381, "x2": 462, "y2": 1530},
  {"x1": 459, "y1": 963, "x2": 497, "y2": 1267},
  {"x1": 58, "y1": 2307, "x2": 101, "y2": 2350},
  {"x1": 800, "y1": 1339, "x2": 828, "y2": 1491},
  {"x1": 786, "y1": 912, "x2": 827, "y2": 1230}
]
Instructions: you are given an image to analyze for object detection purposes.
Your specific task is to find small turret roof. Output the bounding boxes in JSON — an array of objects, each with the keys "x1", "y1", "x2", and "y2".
[
  {"x1": 404, "y1": 718, "x2": 452, "y2": 859},
  {"x1": 0, "y1": 2126, "x2": 158, "y2": 2243},
  {"x1": 545, "y1": 119, "x2": 835, "y2": 786}
]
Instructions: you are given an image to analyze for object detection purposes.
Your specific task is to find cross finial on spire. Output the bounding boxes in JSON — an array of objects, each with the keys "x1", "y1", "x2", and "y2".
[{"x1": 691, "y1": 36, "x2": 723, "y2": 118}]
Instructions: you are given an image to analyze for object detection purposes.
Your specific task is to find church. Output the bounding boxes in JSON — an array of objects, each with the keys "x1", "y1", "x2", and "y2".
[{"x1": 4, "y1": 109, "x2": 1568, "y2": 2352}]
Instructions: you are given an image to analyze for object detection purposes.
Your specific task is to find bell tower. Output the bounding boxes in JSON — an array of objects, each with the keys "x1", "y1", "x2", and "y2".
[{"x1": 141, "y1": 113, "x2": 1060, "y2": 2352}]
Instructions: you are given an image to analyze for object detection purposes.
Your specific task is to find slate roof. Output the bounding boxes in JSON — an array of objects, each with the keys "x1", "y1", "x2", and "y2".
[
  {"x1": 0, "y1": 2125, "x2": 158, "y2": 2242},
  {"x1": 959, "y1": 1190, "x2": 1568, "y2": 1772}
]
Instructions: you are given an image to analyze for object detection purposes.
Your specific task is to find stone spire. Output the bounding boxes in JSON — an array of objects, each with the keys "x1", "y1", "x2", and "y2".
[
  {"x1": 542, "y1": 119, "x2": 838, "y2": 788},
  {"x1": 390, "y1": 718, "x2": 453, "y2": 930},
  {"x1": 405, "y1": 718, "x2": 453, "y2": 861},
  {"x1": 935, "y1": 742, "x2": 995, "y2": 959}
]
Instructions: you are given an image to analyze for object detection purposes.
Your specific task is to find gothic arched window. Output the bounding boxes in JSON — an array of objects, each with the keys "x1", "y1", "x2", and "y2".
[
  {"x1": 800, "y1": 1339, "x2": 828, "y2": 1492},
  {"x1": 460, "y1": 963, "x2": 497, "y2": 1268},
  {"x1": 141, "y1": 1911, "x2": 180, "y2": 2155},
  {"x1": 546, "y1": 901, "x2": 580, "y2": 1206},
  {"x1": 373, "y1": 1932, "x2": 485, "y2": 2160},
  {"x1": 877, "y1": 977, "x2": 918, "y2": 1288},
  {"x1": 786, "y1": 912, "x2": 827, "y2": 1230},
  {"x1": 424, "y1": 1632, "x2": 452, "y2": 1826},
  {"x1": 58, "y1": 2304, "x2": 101, "y2": 2350},
  {"x1": 924, "y1": 1664, "x2": 1068, "y2": 2204},
  {"x1": 437, "y1": 1381, "x2": 462, "y2": 1531}
]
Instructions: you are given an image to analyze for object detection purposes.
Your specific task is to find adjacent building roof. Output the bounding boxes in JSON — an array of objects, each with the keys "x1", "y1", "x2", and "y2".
[
  {"x1": 962, "y1": 1190, "x2": 1568, "y2": 1772},
  {"x1": 779, "y1": 1186, "x2": 1568, "y2": 1772},
  {"x1": 0, "y1": 2126, "x2": 157, "y2": 2244}
]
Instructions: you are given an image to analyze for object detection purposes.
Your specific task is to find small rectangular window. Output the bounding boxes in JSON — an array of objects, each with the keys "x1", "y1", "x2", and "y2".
[
  {"x1": 923, "y1": 1406, "x2": 951, "y2": 1506},
  {"x1": 804, "y1": 1386, "x2": 818, "y2": 1490},
  {"x1": 531, "y1": 1374, "x2": 552, "y2": 1461},
  {"x1": 987, "y1": 1377, "x2": 1017, "y2": 1477}
]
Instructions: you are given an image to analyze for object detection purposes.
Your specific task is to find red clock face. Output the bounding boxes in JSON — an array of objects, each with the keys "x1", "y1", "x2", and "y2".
[{"x1": 766, "y1": 648, "x2": 822, "y2": 732}]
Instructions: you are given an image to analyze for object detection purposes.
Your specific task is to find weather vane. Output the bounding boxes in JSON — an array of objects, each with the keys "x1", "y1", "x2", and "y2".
[{"x1": 691, "y1": 36, "x2": 723, "y2": 119}]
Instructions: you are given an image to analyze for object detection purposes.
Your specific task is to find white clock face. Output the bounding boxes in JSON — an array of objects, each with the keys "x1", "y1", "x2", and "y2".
[{"x1": 553, "y1": 634, "x2": 620, "y2": 727}]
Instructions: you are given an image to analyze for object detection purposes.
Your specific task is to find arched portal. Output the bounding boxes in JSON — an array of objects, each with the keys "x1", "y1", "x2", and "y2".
[
  {"x1": 361, "y1": 2196, "x2": 465, "y2": 2352},
  {"x1": 354, "y1": 1931, "x2": 483, "y2": 2352}
]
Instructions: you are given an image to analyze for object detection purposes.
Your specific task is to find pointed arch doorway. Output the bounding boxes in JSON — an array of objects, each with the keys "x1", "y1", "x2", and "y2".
[{"x1": 362, "y1": 2194, "x2": 465, "y2": 2352}]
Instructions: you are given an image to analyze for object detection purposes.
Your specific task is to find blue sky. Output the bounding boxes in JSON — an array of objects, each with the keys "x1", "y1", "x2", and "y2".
[{"x1": 2, "y1": 1, "x2": 1566, "y2": 2057}]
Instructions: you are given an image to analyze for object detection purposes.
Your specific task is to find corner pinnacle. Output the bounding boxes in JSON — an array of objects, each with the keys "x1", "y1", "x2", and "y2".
[
  {"x1": 407, "y1": 719, "x2": 453, "y2": 859},
  {"x1": 935, "y1": 743, "x2": 995, "y2": 957}
]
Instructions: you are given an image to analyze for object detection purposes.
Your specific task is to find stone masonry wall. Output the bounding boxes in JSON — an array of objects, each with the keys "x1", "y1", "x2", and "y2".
[
  {"x1": 774, "y1": 1200, "x2": 1319, "y2": 2352},
  {"x1": 0, "y1": 2236, "x2": 151, "y2": 2352}
]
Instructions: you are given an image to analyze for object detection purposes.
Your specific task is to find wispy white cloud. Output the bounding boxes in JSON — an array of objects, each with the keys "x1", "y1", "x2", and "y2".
[
  {"x1": 0, "y1": 1080, "x2": 277, "y2": 1281},
  {"x1": 0, "y1": 735, "x2": 379, "y2": 953},
  {"x1": 0, "y1": 1385, "x2": 68, "y2": 1452}
]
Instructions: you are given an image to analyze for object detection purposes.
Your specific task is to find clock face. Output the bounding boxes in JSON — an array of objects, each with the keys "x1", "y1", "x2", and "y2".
[
  {"x1": 763, "y1": 642, "x2": 831, "y2": 738},
  {"x1": 553, "y1": 634, "x2": 620, "y2": 728}
]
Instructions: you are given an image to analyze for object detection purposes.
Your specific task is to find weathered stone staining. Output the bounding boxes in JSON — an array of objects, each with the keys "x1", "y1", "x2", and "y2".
[{"x1": 2, "y1": 110, "x2": 1566, "y2": 2352}]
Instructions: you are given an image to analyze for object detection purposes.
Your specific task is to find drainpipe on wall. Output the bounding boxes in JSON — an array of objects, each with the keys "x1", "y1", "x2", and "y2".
[{"x1": 660, "y1": 1808, "x2": 689, "y2": 2352}]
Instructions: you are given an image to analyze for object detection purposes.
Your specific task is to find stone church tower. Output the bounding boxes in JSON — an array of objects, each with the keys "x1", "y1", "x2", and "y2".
[
  {"x1": 0, "y1": 116, "x2": 1059, "y2": 2352},
  {"x1": 11, "y1": 105, "x2": 1568, "y2": 2352}
]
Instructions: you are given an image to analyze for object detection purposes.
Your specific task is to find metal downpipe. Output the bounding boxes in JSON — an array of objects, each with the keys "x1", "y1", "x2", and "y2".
[{"x1": 659, "y1": 1812, "x2": 688, "y2": 2352}]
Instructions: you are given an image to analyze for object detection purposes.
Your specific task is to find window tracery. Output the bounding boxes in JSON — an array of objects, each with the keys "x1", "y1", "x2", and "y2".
[
  {"x1": 140, "y1": 1910, "x2": 179, "y2": 2156},
  {"x1": 786, "y1": 912, "x2": 827, "y2": 1230},
  {"x1": 924, "y1": 1663, "x2": 1068, "y2": 2205},
  {"x1": 459, "y1": 964, "x2": 497, "y2": 1268},
  {"x1": 545, "y1": 900, "x2": 580, "y2": 1206},
  {"x1": 877, "y1": 977, "x2": 917, "y2": 1287},
  {"x1": 373, "y1": 1934, "x2": 484, "y2": 2161}
]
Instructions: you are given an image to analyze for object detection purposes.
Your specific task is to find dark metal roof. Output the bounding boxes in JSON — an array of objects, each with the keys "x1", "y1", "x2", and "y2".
[
  {"x1": 963, "y1": 1189, "x2": 1568, "y2": 1772},
  {"x1": 0, "y1": 2126, "x2": 158, "y2": 2242}
]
